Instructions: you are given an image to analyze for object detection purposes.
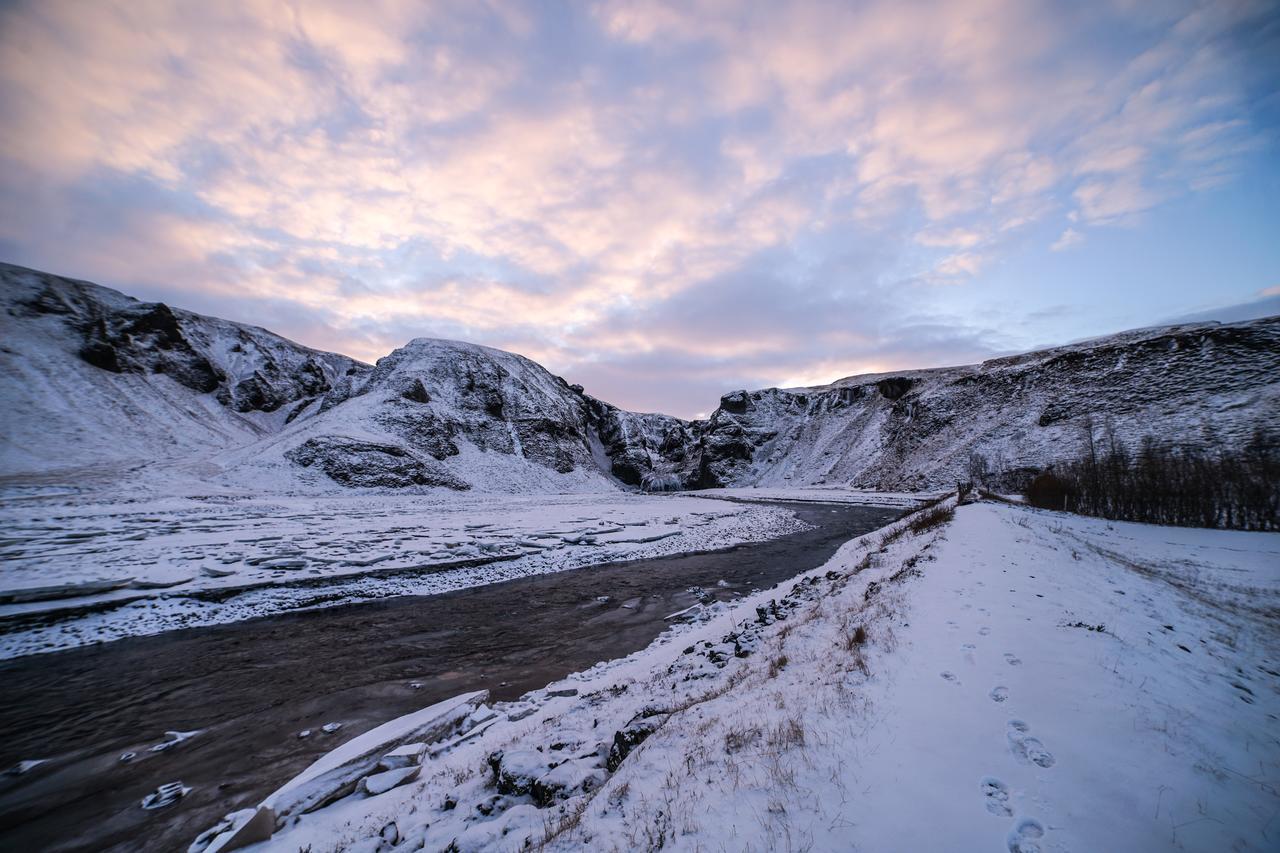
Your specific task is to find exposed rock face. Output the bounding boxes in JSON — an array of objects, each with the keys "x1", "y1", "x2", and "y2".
[
  {"x1": 284, "y1": 436, "x2": 470, "y2": 490},
  {"x1": 581, "y1": 396, "x2": 699, "y2": 488},
  {"x1": 694, "y1": 318, "x2": 1280, "y2": 490}
]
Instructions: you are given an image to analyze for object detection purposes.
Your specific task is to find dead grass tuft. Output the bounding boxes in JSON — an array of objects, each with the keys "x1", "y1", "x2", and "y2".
[
  {"x1": 767, "y1": 716, "x2": 807, "y2": 751},
  {"x1": 906, "y1": 503, "x2": 954, "y2": 535}
]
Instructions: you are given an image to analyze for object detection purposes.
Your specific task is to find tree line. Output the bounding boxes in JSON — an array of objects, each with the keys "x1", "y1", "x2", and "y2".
[{"x1": 1023, "y1": 424, "x2": 1277, "y2": 531}]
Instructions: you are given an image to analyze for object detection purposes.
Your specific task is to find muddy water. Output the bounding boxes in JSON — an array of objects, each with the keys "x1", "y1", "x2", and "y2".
[{"x1": 0, "y1": 501, "x2": 902, "y2": 852}]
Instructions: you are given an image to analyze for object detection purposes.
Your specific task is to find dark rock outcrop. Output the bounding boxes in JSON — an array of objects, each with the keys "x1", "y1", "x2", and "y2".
[
  {"x1": 285, "y1": 436, "x2": 470, "y2": 490},
  {"x1": 606, "y1": 711, "x2": 668, "y2": 772}
]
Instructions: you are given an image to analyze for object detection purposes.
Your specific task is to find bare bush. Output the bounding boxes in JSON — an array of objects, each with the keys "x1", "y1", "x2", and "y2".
[
  {"x1": 906, "y1": 504, "x2": 954, "y2": 535},
  {"x1": 1027, "y1": 427, "x2": 1278, "y2": 530}
]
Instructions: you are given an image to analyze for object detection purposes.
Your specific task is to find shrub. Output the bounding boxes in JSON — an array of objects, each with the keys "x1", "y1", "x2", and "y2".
[
  {"x1": 907, "y1": 504, "x2": 954, "y2": 535},
  {"x1": 1026, "y1": 426, "x2": 1278, "y2": 531},
  {"x1": 1026, "y1": 471, "x2": 1069, "y2": 511}
]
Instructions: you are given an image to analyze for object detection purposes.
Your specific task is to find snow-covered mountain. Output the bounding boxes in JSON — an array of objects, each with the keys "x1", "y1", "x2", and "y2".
[
  {"x1": 2, "y1": 262, "x2": 1276, "y2": 494},
  {"x1": 693, "y1": 318, "x2": 1280, "y2": 490},
  {"x1": 0, "y1": 264, "x2": 366, "y2": 480},
  {"x1": 0, "y1": 264, "x2": 689, "y2": 494},
  {"x1": 220, "y1": 336, "x2": 691, "y2": 494}
]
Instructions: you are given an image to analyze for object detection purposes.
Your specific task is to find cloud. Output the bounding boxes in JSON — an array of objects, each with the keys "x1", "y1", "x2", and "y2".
[
  {"x1": 0, "y1": 0, "x2": 1275, "y2": 416},
  {"x1": 1050, "y1": 228, "x2": 1084, "y2": 252}
]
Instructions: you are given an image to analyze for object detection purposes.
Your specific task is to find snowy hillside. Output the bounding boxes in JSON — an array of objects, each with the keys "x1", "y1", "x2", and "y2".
[
  {"x1": 0, "y1": 264, "x2": 696, "y2": 495},
  {"x1": 3, "y1": 263, "x2": 1277, "y2": 495},
  {"x1": 207, "y1": 498, "x2": 1279, "y2": 852},
  {"x1": 217, "y1": 337, "x2": 696, "y2": 495},
  {"x1": 695, "y1": 317, "x2": 1280, "y2": 490},
  {"x1": 0, "y1": 264, "x2": 366, "y2": 480}
]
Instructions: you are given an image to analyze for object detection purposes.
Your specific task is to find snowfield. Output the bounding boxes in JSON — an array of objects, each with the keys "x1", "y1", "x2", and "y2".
[
  {"x1": 0, "y1": 493, "x2": 808, "y2": 659},
  {"x1": 220, "y1": 499, "x2": 1280, "y2": 853}
]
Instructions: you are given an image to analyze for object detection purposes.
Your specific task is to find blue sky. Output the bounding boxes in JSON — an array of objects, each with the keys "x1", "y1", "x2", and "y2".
[{"x1": 1, "y1": 0, "x2": 1277, "y2": 417}]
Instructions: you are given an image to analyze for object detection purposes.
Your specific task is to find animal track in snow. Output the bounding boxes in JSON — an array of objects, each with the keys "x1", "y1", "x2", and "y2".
[
  {"x1": 1007, "y1": 817, "x2": 1046, "y2": 852},
  {"x1": 940, "y1": 671, "x2": 960, "y2": 684},
  {"x1": 1003, "y1": 652, "x2": 1022, "y2": 666},
  {"x1": 1006, "y1": 720, "x2": 1055, "y2": 768},
  {"x1": 981, "y1": 777, "x2": 1012, "y2": 816},
  {"x1": 979, "y1": 626, "x2": 992, "y2": 636},
  {"x1": 990, "y1": 686, "x2": 1009, "y2": 703}
]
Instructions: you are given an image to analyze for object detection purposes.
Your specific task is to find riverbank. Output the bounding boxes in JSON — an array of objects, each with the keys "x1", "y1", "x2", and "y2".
[
  {"x1": 244, "y1": 499, "x2": 1279, "y2": 853},
  {"x1": 0, "y1": 500, "x2": 904, "y2": 852}
]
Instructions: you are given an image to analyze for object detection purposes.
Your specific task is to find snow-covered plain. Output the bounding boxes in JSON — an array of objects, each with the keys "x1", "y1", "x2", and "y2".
[
  {"x1": 0, "y1": 492, "x2": 808, "y2": 659},
  {"x1": 231, "y1": 499, "x2": 1280, "y2": 853}
]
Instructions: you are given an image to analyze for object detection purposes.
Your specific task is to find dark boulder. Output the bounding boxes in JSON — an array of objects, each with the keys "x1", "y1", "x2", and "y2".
[
  {"x1": 719, "y1": 390, "x2": 750, "y2": 414},
  {"x1": 606, "y1": 712, "x2": 668, "y2": 772},
  {"x1": 285, "y1": 436, "x2": 470, "y2": 490}
]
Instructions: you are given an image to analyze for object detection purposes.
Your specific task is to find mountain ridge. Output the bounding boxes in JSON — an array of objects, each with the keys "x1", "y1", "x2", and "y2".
[{"x1": 2, "y1": 262, "x2": 1276, "y2": 494}]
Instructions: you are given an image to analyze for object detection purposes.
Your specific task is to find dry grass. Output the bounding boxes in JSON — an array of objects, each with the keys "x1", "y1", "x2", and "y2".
[
  {"x1": 535, "y1": 798, "x2": 590, "y2": 849},
  {"x1": 725, "y1": 725, "x2": 763, "y2": 753},
  {"x1": 906, "y1": 503, "x2": 955, "y2": 535},
  {"x1": 766, "y1": 716, "x2": 807, "y2": 751}
]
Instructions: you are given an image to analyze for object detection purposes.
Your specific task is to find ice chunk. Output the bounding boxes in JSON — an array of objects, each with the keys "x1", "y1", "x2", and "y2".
[
  {"x1": 6, "y1": 759, "x2": 47, "y2": 776},
  {"x1": 142, "y1": 781, "x2": 191, "y2": 810},
  {"x1": 202, "y1": 566, "x2": 237, "y2": 578},
  {"x1": 378, "y1": 742, "x2": 426, "y2": 770},
  {"x1": 362, "y1": 765, "x2": 420, "y2": 795},
  {"x1": 0, "y1": 577, "x2": 135, "y2": 603},
  {"x1": 150, "y1": 729, "x2": 200, "y2": 752},
  {"x1": 260, "y1": 690, "x2": 486, "y2": 821}
]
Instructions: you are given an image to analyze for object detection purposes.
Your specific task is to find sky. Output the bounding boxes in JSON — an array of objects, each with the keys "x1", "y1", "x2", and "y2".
[{"x1": 1, "y1": 0, "x2": 1278, "y2": 418}]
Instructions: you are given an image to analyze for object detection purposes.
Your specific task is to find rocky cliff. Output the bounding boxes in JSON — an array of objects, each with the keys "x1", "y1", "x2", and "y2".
[{"x1": 693, "y1": 318, "x2": 1280, "y2": 490}]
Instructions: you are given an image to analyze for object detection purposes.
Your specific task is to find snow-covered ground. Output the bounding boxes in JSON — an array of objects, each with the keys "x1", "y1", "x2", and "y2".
[
  {"x1": 0, "y1": 493, "x2": 808, "y2": 659},
  {"x1": 697, "y1": 485, "x2": 937, "y2": 508},
  {"x1": 228, "y1": 499, "x2": 1280, "y2": 853}
]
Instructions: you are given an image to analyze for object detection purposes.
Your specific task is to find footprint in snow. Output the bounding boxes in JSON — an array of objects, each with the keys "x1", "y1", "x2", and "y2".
[
  {"x1": 979, "y1": 626, "x2": 992, "y2": 636},
  {"x1": 981, "y1": 777, "x2": 1013, "y2": 816},
  {"x1": 1003, "y1": 652, "x2": 1022, "y2": 666},
  {"x1": 940, "y1": 671, "x2": 960, "y2": 684},
  {"x1": 990, "y1": 686, "x2": 1009, "y2": 703},
  {"x1": 1006, "y1": 720, "x2": 1055, "y2": 768},
  {"x1": 1007, "y1": 817, "x2": 1046, "y2": 853}
]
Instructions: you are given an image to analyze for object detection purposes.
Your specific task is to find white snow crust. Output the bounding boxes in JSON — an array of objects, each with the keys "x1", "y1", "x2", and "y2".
[{"x1": 243, "y1": 499, "x2": 1279, "y2": 853}]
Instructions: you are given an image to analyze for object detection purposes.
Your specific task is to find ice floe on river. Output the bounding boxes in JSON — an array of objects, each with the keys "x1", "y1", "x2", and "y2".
[{"x1": 0, "y1": 492, "x2": 811, "y2": 658}]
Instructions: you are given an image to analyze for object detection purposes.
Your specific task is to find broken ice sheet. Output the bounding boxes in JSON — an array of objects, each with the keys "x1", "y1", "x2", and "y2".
[
  {"x1": 149, "y1": 729, "x2": 200, "y2": 752},
  {"x1": 141, "y1": 781, "x2": 191, "y2": 810}
]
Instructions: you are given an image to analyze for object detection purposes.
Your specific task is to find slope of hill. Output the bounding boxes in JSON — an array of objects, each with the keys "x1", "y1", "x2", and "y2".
[
  {"x1": 3, "y1": 262, "x2": 1277, "y2": 494},
  {"x1": 0, "y1": 264, "x2": 367, "y2": 482},
  {"x1": 0, "y1": 264, "x2": 693, "y2": 494},
  {"x1": 694, "y1": 317, "x2": 1280, "y2": 490},
  {"x1": 215, "y1": 337, "x2": 673, "y2": 494}
]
